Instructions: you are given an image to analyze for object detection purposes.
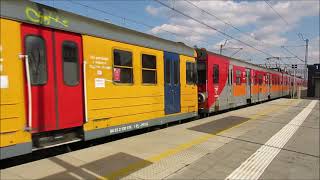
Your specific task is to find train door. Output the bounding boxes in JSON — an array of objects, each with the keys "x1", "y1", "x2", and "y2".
[
  {"x1": 228, "y1": 64, "x2": 233, "y2": 105},
  {"x1": 21, "y1": 24, "x2": 84, "y2": 133},
  {"x1": 267, "y1": 73, "x2": 271, "y2": 98},
  {"x1": 54, "y1": 30, "x2": 84, "y2": 129},
  {"x1": 280, "y1": 73, "x2": 285, "y2": 96},
  {"x1": 257, "y1": 73, "x2": 262, "y2": 101},
  {"x1": 245, "y1": 68, "x2": 251, "y2": 100},
  {"x1": 164, "y1": 52, "x2": 181, "y2": 114}
]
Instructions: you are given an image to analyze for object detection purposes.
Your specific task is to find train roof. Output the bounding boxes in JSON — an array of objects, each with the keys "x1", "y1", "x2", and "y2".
[{"x1": 0, "y1": 0, "x2": 195, "y2": 57}]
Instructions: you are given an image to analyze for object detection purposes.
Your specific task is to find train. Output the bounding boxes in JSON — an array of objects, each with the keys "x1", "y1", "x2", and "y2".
[{"x1": 0, "y1": 0, "x2": 304, "y2": 160}]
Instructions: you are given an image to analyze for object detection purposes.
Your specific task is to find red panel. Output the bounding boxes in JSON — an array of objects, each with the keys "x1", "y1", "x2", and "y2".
[
  {"x1": 54, "y1": 31, "x2": 84, "y2": 129},
  {"x1": 21, "y1": 24, "x2": 56, "y2": 132},
  {"x1": 21, "y1": 24, "x2": 84, "y2": 133},
  {"x1": 206, "y1": 53, "x2": 229, "y2": 109}
]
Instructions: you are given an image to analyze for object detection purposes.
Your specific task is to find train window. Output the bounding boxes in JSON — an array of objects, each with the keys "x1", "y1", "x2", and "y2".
[
  {"x1": 62, "y1": 41, "x2": 79, "y2": 86},
  {"x1": 197, "y1": 61, "x2": 206, "y2": 84},
  {"x1": 25, "y1": 35, "x2": 47, "y2": 85},
  {"x1": 142, "y1": 54, "x2": 157, "y2": 84},
  {"x1": 174, "y1": 61, "x2": 179, "y2": 85},
  {"x1": 258, "y1": 74, "x2": 263, "y2": 85},
  {"x1": 213, "y1": 64, "x2": 219, "y2": 84},
  {"x1": 165, "y1": 59, "x2": 170, "y2": 84},
  {"x1": 236, "y1": 70, "x2": 241, "y2": 85},
  {"x1": 113, "y1": 49, "x2": 133, "y2": 83},
  {"x1": 186, "y1": 62, "x2": 197, "y2": 84}
]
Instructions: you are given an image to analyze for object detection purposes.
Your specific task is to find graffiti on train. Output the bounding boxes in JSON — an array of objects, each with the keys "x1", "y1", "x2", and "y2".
[{"x1": 25, "y1": 6, "x2": 69, "y2": 27}]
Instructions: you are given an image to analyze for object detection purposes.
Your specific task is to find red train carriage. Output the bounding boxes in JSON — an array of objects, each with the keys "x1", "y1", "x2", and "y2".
[{"x1": 195, "y1": 48, "x2": 302, "y2": 115}]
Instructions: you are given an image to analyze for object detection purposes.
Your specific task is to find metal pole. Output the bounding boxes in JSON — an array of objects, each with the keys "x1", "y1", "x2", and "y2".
[
  {"x1": 304, "y1": 39, "x2": 309, "y2": 80},
  {"x1": 220, "y1": 44, "x2": 223, "y2": 55},
  {"x1": 293, "y1": 68, "x2": 296, "y2": 98}
]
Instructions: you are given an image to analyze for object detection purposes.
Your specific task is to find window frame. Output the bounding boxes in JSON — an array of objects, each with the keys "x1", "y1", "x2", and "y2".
[
  {"x1": 186, "y1": 61, "x2": 197, "y2": 85},
  {"x1": 258, "y1": 74, "x2": 263, "y2": 85},
  {"x1": 24, "y1": 35, "x2": 48, "y2": 86},
  {"x1": 213, "y1": 64, "x2": 219, "y2": 84},
  {"x1": 112, "y1": 48, "x2": 134, "y2": 85},
  {"x1": 173, "y1": 60, "x2": 179, "y2": 85},
  {"x1": 197, "y1": 61, "x2": 207, "y2": 85},
  {"x1": 141, "y1": 53, "x2": 157, "y2": 85},
  {"x1": 235, "y1": 70, "x2": 242, "y2": 85},
  {"x1": 62, "y1": 40, "x2": 80, "y2": 86},
  {"x1": 165, "y1": 58, "x2": 171, "y2": 84}
]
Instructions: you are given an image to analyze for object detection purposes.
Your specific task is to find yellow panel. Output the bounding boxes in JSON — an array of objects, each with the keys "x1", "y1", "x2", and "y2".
[
  {"x1": 0, "y1": 18, "x2": 31, "y2": 147},
  {"x1": 82, "y1": 36, "x2": 197, "y2": 132},
  {"x1": 0, "y1": 118, "x2": 21, "y2": 132},
  {"x1": 179, "y1": 54, "x2": 198, "y2": 113},
  {"x1": 82, "y1": 35, "x2": 166, "y2": 131},
  {"x1": 89, "y1": 96, "x2": 163, "y2": 110}
]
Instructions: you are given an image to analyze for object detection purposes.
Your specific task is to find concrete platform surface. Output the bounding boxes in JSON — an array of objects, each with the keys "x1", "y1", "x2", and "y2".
[{"x1": 1, "y1": 98, "x2": 319, "y2": 180}]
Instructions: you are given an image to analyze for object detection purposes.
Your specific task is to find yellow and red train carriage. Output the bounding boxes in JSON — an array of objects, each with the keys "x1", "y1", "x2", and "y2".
[
  {"x1": 0, "y1": 0, "x2": 197, "y2": 159},
  {"x1": 0, "y1": 0, "x2": 304, "y2": 160}
]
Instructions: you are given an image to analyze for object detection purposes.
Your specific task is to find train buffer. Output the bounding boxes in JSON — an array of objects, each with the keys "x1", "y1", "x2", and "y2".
[{"x1": 1, "y1": 98, "x2": 319, "y2": 180}]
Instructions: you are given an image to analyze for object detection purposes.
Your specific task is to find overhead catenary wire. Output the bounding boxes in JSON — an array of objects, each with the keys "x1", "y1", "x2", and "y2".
[
  {"x1": 264, "y1": 0, "x2": 290, "y2": 26},
  {"x1": 154, "y1": 0, "x2": 274, "y2": 58},
  {"x1": 69, "y1": 0, "x2": 216, "y2": 50},
  {"x1": 264, "y1": 0, "x2": 308, "y2": 64},
  {"x1": 184, "y1": 0, "x2": 260, "y2": 43},
  {"x1": 185, "y1": 0, "x2": 309, "y2": 60},
  {"x1": 281, "y1": 46, "x2": 305, "y2": 62}
]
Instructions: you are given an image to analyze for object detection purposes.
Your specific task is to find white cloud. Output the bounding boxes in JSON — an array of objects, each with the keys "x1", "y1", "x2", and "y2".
[
  {"x1": 145, "y1": 0, "x2": 319, "y2": 64},
  {"x1": 145, "y1": 5, "x2": 161, "y2": 16}
]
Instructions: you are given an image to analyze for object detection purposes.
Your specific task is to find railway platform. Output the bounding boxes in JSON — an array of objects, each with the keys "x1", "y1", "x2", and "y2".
[{"x1": 1, "y1": 98, "x2": 319, "y2": 180}]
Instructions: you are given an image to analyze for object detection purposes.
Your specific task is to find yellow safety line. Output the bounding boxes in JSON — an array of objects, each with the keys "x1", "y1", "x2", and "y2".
[{"x1": 102, "y1": 99, "x2": 301, "y2": 180}]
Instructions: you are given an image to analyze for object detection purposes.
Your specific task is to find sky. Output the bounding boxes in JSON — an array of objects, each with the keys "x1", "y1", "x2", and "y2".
[{"x1": 33, "y1": 0, "x2": 319, "y2": 70}]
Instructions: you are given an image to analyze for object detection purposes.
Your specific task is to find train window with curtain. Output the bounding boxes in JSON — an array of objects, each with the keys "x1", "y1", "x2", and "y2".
[
  {"x1": 25, "y1": 35, "x2": 47, "y2": 85},
  {"x1": 62, "y1": 41, "x2": 79, "y2": 86},
  {"x1": 186, "y1": 62, "x2": 197, "y2": 84},
  {"x1": 142, "y1": 54, "x2": 157, "y2": 84},
  {"x1": 213, "y1": 64, "x2": 219, "y2": 84},
  {"x1": 113, "y1": 49, "x2": 133, "y2": 84},
  {"x1": 236, "y1": 70, "x2": 241, "y2": 85}
]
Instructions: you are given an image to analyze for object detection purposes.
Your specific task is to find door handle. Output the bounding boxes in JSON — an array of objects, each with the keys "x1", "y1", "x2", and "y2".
[{"x1": 20, "y1": 54, "x2": 32, "y2": 131}]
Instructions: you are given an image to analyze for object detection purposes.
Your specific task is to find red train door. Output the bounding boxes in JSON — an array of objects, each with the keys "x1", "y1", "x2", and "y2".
[
  {"x1": 54, "y1": 30, "x2": 84, "y2": 129},
  {"x1": 22, "y1": 24, "x2": 84, "y2": 133}
]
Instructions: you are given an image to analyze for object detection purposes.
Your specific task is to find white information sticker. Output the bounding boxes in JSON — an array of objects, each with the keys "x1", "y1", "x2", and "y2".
[
  {"x1": 95, "y1": 78, "x2": 105, "y2": 88},
  {"x1": 97, "y1": 70, "x2": 102, "y2": 76},
  {"x1": 0, "y1": 75, "x2": 9, "y2": 88}
]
